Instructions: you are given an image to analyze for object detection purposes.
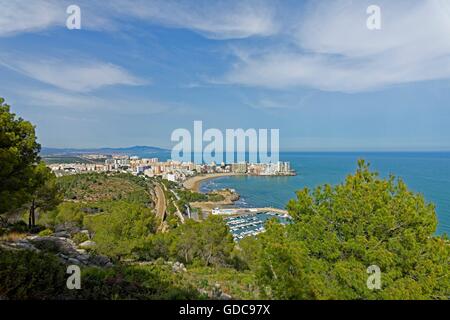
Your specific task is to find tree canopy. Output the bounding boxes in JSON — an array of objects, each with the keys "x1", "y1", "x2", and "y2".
[
  {"x1": 26, "y1": 162, "x2": 63, "y2": 228},
  {"x1": 0, "y1": 98, "x2": 41, "y2": 214},
  {"x1": 246, "y1": 160, "x2": 449, "y2": 300}
]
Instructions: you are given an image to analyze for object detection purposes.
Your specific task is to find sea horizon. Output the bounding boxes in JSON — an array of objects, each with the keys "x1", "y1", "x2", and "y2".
[{"x1": 195, "y1": 151, "x2": 450, "y2": 236}]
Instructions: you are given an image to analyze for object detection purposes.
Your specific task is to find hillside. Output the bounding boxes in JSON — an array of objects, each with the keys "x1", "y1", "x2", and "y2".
[
  {"x1": 41, "y1": 146, "x2": 169, "y2": 156},
  {"x1": 58, "y1": 173, "x2": 153, "y2": 205}
]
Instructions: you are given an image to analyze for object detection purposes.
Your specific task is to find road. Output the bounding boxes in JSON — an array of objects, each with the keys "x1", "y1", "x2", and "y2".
[{"x1": 154, "y1": 184, "x2": 166, "y2": 225}]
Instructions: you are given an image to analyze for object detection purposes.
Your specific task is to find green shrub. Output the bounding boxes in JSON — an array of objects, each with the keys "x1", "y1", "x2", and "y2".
[
  {"x1": 9, "y1": 221, "x2": 29, "y2": 233},
  {"x1": 0, "y1": 249, "x2": 68, "y2": 299},
  {"x1": 0, "y1": 248, "x2": 200, "y2": 300},
  {"x1": 30, "y1": 238, "x2": 62, "y2": 254},
  {"x1": 38, "y1": 229, "x2": 53, "y2": 237},
  {"x1": 72, "y1": 265, "x2": 200, "y2": 300},
  {"x1": 38, "y1": 202, "x2": 85, "y2": 229},
  {"x1": 84, "y1": 201, "x2": 156, "y2": 259},
  {"x1": 72, "y1": 232, "x2": 89, "y2": 245}
]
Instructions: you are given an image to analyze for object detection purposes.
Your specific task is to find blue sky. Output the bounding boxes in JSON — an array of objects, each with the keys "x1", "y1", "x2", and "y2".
[{"x1": 1, "y1": 0, "x2": 450, "y2": 151}]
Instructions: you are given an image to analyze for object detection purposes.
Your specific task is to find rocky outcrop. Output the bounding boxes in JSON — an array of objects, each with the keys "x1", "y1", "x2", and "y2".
[
  {"x1": 169, "y1": 261, "x2": 187, "y2": 273},
  {"x1": 79, "y1": 240, "x2": 96, "y2": 249},
  {"x1": 0, "y1": 235, "x2": 112, "y2": 268},
  {"x1": 199, "y1": 283, "x2": 233, "y2": 300}
]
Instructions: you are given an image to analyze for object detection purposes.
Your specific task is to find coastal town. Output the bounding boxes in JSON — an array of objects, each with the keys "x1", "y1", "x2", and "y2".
[
  {"x1": 46, "y1": 153, "x2": 295, "y2": 240},
  {"x1": 47, "y1": 154, "x2": 296, "y2": 183}
]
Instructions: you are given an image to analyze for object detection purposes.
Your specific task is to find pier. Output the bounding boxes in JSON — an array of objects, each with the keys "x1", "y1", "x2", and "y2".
[{"x1": 211, "y1": 207, "x2": 288, "y2": 216}]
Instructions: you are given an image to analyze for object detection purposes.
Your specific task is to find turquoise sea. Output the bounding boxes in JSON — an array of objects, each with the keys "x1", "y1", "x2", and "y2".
[{"x1": 199, "y1": 152, "x2": 450, "y2": 235}]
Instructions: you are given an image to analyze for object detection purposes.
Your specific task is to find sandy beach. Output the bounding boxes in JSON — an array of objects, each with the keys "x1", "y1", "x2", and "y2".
[{"x1": 183, "y1": 173, "x2": 243, "y2": 192}]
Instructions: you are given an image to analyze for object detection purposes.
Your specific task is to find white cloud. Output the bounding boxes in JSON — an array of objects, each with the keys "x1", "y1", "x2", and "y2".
[
  {"x1": 108, "y1": 0, "x2": 278, "y2": 39},
  {"x1": 0, "y1": 0, "x2": 124, "y2": 36},
  {"x1": 249, "y1": 92, "x2": 317, "y2": 110},
  {"x1": 24, "y1": 90, "x2": 104, "y2": 109},
  {"x1": 4, "y1": 0, "x2": 450, "y2": 93},
  {"x1": 224, "y1": 0, "x2": 450, "y2": 92},
  {"x1": 0, "y1": 0, "x2": 278, "y2": 39},
  {"x1": 0, "y1": 0, "x2": 63, "y2": 36},
  {"x1": 21, "y1": 89, "x2": 174, "y2": 115},
  {"x1": 1, "y1": 57, "x2": 145, "y2": 92}
]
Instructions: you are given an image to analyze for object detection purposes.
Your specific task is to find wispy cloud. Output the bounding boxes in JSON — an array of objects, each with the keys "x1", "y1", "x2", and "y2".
[
  {"x1": 223, "y1": 0, "x2": 450, "y2": 92},
  {"x1": 20, "y1": 89, "x2": 176, "y2": 115},
  {"x1": 0, "y1": 0, "x2": 63, "y2": 36},
  {"x1": 244, "y1": 92, "x2": 317, "y2": 111},
  {"x1": 4, "y1": 0, "x2": 450, "y2": 93},
  {"x1": 108, "y1": 0, "x2": 278, "y2": 39},
  {"x1": 1, "y1": 57, "x2": 145, "y2": 92},
  {"x1": 0, "y1": 0, "x2": 125, "y2": 36},
  {"x1": 24, "y1": 90, "x2": 105, "y2": 109},
  {"x1": 0, "y1": 0, "x2": 279, "y2": 40}
]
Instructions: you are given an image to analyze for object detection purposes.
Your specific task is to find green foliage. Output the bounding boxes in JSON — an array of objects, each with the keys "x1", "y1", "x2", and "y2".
[
  {"x1": 135, "y1": 215, "x2": 235, "y2": 267},
  {"x1": 0, "y1": 98, "x2": 41, "y2": 214},
  {"x1": 84, "y1": 202, "x2": 156, "y2": 258},
  {"x1": 26, "y1": 162, "x2": 63, "y2": 228},
  {"x1": 207, "y1": 193, "x2": 226, "y2": 202},
  {"x1": 58, "y1": 173, "x2": 151, "y2": 205},
  {"x1": 0, "y1": 248, "x2": 200, "y2": 300},
  {"x1": 251, "y1": 160, "x2": 450, "y2": 300},
  {"x1": 6, "y1": 221, "x2": 29, "y2": 233},
  {"x1": 178, "y1": 190, "x2": 225, "y2": 203},
  {"x1": 29, "y1": 162, "x2": 63, "y2": 211},
  {"x1": 39, "y1": 202, "x2": 86, "y2": 229},
  {"x1": 170, "y1": 216, "x2": 234, "y2": 266},
  {"x1": 181, "y1": 266, "x2": 259, "y2": 300},
  {"x1": 74, "y1": 264, "x2": 200, "y2": 300},
  {"x1": 72, "y1": 232, "x2": 89, "y2": 245},
  {"x1": 134, "y1": 232, "x2": 172, "y2": 261},
  {"x1": 38, "y1": 229, "x2": 53, "y2": 237},
  {"x1": 0, "y1": 248, "x2": 67, "y2": 299},
  {"x1": 233, "y1": 236, "x2": 262, "y2": 271},
  {"x1": 178, "y1": 190, "x2": 209, "y2": 202}
]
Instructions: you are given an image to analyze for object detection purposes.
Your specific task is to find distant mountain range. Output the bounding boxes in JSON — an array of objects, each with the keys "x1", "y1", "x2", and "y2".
[{"x1": 41, "y1": 145, "x2": 169, "y2": 156}]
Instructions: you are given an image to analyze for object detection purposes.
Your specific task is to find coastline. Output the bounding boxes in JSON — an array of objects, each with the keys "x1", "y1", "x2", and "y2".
[{"x1": 183, "y1": 173, "x2": 244, "y2": 192}]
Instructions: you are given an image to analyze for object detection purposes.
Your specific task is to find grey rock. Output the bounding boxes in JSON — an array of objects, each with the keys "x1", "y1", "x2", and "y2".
[
  {"x1": 58, "y1": 253, "x2": 69, "y2": 259},
  {"x1": 76, "y1": 255, "x2": 89, "y2": 262},
  {"x1": 219, "y1": 293, "x2": 232, "y2": 300},
  {"x1": 68, "y1": 258, "x2": 80, "y2": 265},
  {"x1": 79, "y1": 240, "x2": 96, "y2": 249},
  {"x1": 89, "y1": 255, "x2": 111, "y2": 266},
  {"x1": 172, "y1": 261, "x2": 187, "y2": 273},
  {"x1": 29, "y1": 236, "x2": 79, "y2": 256},
  {"x1": 54, "y1": 231, "x2": 70, "y2": 238}
]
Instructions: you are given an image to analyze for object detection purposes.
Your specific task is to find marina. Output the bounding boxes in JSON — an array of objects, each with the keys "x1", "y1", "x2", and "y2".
[{"x1": 224, "y1": 211, "x2": 292, "y2": 241}]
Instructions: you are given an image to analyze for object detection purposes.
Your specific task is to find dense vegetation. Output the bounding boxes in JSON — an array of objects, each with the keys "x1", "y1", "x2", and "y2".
[
  {"x1": 0, "y1": 98, "x2": 41, "y2": 214},
  {"x1": 1, "y1": 98, "x2": 449, "y2": 300},
  {"x1": 58, "y1": 173, "x2": 151, "y2": 205},
  {"x1": 177, "y1": 189, "x2": 225, "y2": 203},
  {"x1": 134, "y1": 216, "x2": 235, "y2": 266},
  {"x1": 159, "y1": 179, "x2": 224, "y2": 220},
  {"x1": 238, "y1": 161, "x2": 450, "y2": 299},
  {"x1": 0, "y1": 248, "x2": 201, "y2": 300},
  {"x1": 0, "y1": 98, "x2": 61, "y2": 228}
]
